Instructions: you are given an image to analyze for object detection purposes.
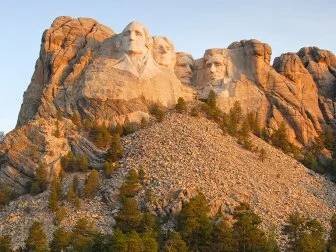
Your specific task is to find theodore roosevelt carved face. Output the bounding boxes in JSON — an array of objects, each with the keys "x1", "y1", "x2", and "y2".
[
  {"x1": 175, "y1": 53, "x2": 194, "y2": 85},
  {"x1": 152, "y1": 37, "x2": 175, "y2": 67}
]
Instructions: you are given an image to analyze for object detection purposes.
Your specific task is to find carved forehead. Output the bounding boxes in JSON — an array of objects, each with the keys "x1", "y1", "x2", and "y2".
[
  {"x1": 153, "y1": 37, "x2": 174, "y2": 50},
  {"x1": 122, "y1": 21, "x2": 151, "y2": 38},
  {"x1": 177, "y1": 55, "x2": 193, "y2": 65},
  {"x1": 206, "y1": 55, "x2": 224, "y2": 64}
]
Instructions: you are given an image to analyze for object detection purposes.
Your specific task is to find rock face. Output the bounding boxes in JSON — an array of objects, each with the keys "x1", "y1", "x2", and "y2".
[{"x1": 1, "y1": 16, "x2": 336, "y2": 196}]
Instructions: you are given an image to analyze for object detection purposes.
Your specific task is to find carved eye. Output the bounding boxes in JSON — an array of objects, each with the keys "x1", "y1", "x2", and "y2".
[
  {"x1": 165, "y1": 46, "x2": 170, "y2": 51},
  {"x1": 123, "y1": 30, "x2": 131, "y2": 37},
  {"x1": 135, "y1": 31, "x2": 142, "y2": 36}
]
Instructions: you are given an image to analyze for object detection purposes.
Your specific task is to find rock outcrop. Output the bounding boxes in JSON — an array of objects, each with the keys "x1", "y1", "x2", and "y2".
[{"x1": 1, "y1": 16, "x2": 336, "y2": 199}]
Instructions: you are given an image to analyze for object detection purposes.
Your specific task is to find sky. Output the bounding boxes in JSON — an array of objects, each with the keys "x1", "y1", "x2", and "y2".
[{"x1": 0, "y1": 0, "x2": 335, "y2": 134}]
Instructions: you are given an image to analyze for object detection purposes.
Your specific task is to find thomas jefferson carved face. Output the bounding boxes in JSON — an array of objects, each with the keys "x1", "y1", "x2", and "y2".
[
  {"x1": 153, "y1": 37, "x2": 175, "y2": 67},
  {"x1": 175, "y1": 53, "x2": 194, "y2": 85},
  {"x1": 120, "y1": 22, "x2": 150, "y2": 56},
  {"x1": 205, "y1": 55, "x2": 225, "y2": 81}
]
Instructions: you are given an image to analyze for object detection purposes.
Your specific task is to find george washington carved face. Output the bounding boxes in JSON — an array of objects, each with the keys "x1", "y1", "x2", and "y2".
[{"x1": 120, "y1": 22, "x2": 151, "y2": 56}]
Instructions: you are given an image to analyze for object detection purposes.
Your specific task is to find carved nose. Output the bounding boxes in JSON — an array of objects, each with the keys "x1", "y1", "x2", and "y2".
[
  {"x1": 210, "y1": 64, "x2": 216, "y2": 73},
  {"x1": 160, "y1": 46, "x2": 167, "y2": 53}
]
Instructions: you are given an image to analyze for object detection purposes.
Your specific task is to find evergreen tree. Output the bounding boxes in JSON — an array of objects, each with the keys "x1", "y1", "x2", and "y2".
[
  {"x1": 115, "y1": 198, "x2": 142, "y2": 233},
  {"x1": 103, "y1": 161, "x2": 117, "y2": 178},
  {"x1": 175, "y1": 97, "x2": 187, "y2": 113},
  {"x1": 232, "y1": 203, "x2": 270, "y2": 252},
  {"x1": 30, "y1": 163, "x2": 48, "y2": 195},
  {"x1": 150, "y1": 103, "x2": 166, "y2": 122},
  {"x1": 24, "y1": 221, "x2": 48, "y2": 252},
  {"x1": 140, "y1": 117, "x2": 149, "y2": 128},
  {"x1": 322, "y1": 126, "x2": 335, "y2": 151},
  {"x1": 226, "y1": 101, "x2": 242, "y2": 136},
  {"x1": 70, "y1": 218, "x2": 97, "y2": 252},
  {"x1": 0, "y1": 185, "x2": 10, "y2": 208},
  {"x1": 106, "y1": 134, "x2": 124, "y2": 162},
  {"x1": 302, "y1": 152, "x2": 322, "y2": 173},
  {"x1": 141, "y1": 232, "x2": 158, "y2": 252},
  {"x1": 163, "y1": 232, "x2": 188, "y2": 252},
  {"x1": 72, "y1": 111, "x2": 82, "y2": 129},
  {"x1": 126, "y1": 231, "x2": 142, "y2": 252},
  {"x1": 72, "y1": 175, "x2": 79, "y2": 195},
  {"x1": 177, "y1": 193, "x2": 212, "y2": 251},
  {"x1": 259, "y1": 148, "x2": 266, "y2": 162},
  {"x1": 211, "y1": 219, "x2": 235, "y2": 252},
  {"x1": 83, "y1": 169, "x2": 100, "y2": 198},
  {"x1": 271, "y1": 122, "x2": 291, "y2": 153},
  {"x1": 119, "y1": 169, "x2": 141, "y2": 199},
  {"x1": 328, "y1": 214, "x2": 336, "y2": 251},
  {"x1": 207, "y1": 90, "x2": 217, "y2": 109},
  {"x1": 109, "y1": 228, "x2": 128, "y2": 252},
  {"x1": 0, "y1": 235, "x2": 12, "y2": 252},
  {"x1": 48, "y1": 189, "x2": 59, "y2": 213},
  {"x1": 78, "y1": 154, "x2": 89, "y2": 172},
  {"x1": 50, "y1": 226, "x2": 71, "y2": 252},
  {"x1": 54, "y1": 206, "x2": 67, "y2": 225}
]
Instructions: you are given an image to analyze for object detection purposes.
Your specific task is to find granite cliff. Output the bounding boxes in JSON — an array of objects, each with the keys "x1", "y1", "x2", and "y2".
[{"x1": 0, "y1": 16, "x2": 336, "y2": 221}]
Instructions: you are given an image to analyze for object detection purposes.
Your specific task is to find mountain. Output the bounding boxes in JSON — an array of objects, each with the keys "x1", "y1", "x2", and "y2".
[{"x1": 0, "y1": 16, "x2": 336, "y2": 248}]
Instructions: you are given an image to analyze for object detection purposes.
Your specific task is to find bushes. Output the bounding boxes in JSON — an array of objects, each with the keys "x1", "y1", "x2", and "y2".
[
  {"x1": 106, "y1": 134, "x2": 124, "y2": 163},
  {"x1": 175, "y1": 97, "x2": 187, "y2": 113},
  {"x1": 61, "y1": 152, "x2": 89, "y2": 172},
  {"x1": 150, "y1": 103, "x2": 166, "y2": 122},
  {"x1": 83, "y1": 169, "x2": 101, "y2": 198},
  {"x1": 24, "y1": 221, "x2": 48, "y2": 252},
  {"x1": 29, "y1": 163, "x2": 48, "y2": 195}
]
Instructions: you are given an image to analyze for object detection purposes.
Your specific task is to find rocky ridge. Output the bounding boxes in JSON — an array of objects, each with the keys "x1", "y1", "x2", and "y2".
[{"x1": 1, "y1": 113, "x2": 336, "y2": 248}]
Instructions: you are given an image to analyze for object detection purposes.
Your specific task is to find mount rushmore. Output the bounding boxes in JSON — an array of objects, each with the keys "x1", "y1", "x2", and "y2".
[{"x1": 1, "y1": 16, "x2": 336, "y2": 193}]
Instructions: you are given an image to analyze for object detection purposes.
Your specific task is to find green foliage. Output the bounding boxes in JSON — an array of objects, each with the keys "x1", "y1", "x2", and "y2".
[
  {"x1": 54, "y1": 120, "x2": 61, "y2": 138},
  {"x1": 123, "y1": 121, "x2": 140, "y2": 135},
  {"x1": 0, "y1": 186, "x2": 10, "y2": 208},
  {"x1": 72, "y1": 111, "x2": 82, "y2": 129},
  {"x1": 103, "y1": 161, "x2": 117, "y2": 178},
  {"x1": 48, "y1": 176, "x2": 63, "y2": 213},
  {"x1": 115, "y1": 198, "x2": 143, "y2": 233},
  {"x1": 270, "y1": 122, "x2": 292, "y2": 153},
  {"x1": 119, "y1": 169, "x2": 141, "y2": 199},
  {"x1": 139, "y1": 212, "x2": 157, "y2": 233},
  {"x1": 175, "y1": 97, "x2": 187, "y2": 113},
  {"x1": 89, "y1": 122, "x2": 111, "y2": 149},
  {"x1": 140, "y1": 117, "x2": 149, "y2": 128},
  {"x1": 223, "y1": 101, "x2": 243, "y2": 136},
  {"x1": 138, "y1": 168, "x2": 145, "y2": 184},
  {"x1": 322, "y1": 126, "x2": 335, "y2": 151},
  {"x1": 0, "y1": 235, "x2": 12, "y2": 252},
  {"x1": 259, "y1": 148, "x2": 267, "y2": 162},
  {"x1": 329, "y1": 214, "x2": 336, "y2": 251},
  {"x1": 302, "y1": 151, "x2": 323, "y2": 173},
  {"x1": 30, "y1": 163, "x2": 48, "y2": 195},
  {"x1": 190, "y1": 106, "x2": 200, "y2": 117},
  {"x1": 106, "y1": 133, "x2": 124, "y2": 162},
  {"x1": 211, "y1": 218, "x2": 235, "y2": 252},
  {"x1": 177, "y1": 193, "x2": 212, "y2": 251},
  {"x1": 200, "y1": 91, "x2": 222, "y2": 121},
  {"x1": 207, "y1": 90, "x2": 217, "y2": 109},
  {"x1": 83, "y1": 169, "x2": 100, "y2": 198},
  {"x1": 54, "y1": 206, "x2": 67, "y2": 225},
  {"x1": 109, "y1": 228, "x2": 128, "y2": 251},
  {"x1": 50, "y1": 226, "x2": 71, "y2": 252},
  {"x1": 70, "y1": 218, "x2": 97, "y2": 252},
  {"x1": 61, "y1": 151, "x2": 89, "y2": 172},
  {"x1": 24, "y1": 221, "x2": 48, "y2": 252},
  {"x1": 48, "y1": 189, "x2": 59, "y2": 213},
  {"x1": 284, "y1": 212, "x2": 325, "y2": 252},
  {"x1": 232, "y1": 203, "x2": 274, "y2": 252},
  {"x1": 72, "y1": 175, "x2": 80, "y2": 194},
  {"x1": 150, "y1": 103, "x2": 166, "y2": 122},
  {"x1": 164, "y1": 232, "x2": 188, "y2": 252}
]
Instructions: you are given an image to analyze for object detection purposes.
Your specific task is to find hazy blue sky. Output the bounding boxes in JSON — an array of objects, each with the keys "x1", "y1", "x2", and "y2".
[{"x1": 0, "y1": 0, "x2": 335, "y2": 133}]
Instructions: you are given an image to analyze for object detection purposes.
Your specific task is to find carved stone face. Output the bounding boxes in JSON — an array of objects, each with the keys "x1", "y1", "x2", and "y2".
[
  {"x1": 120, "y1": 22, "x2": 148, "y2": 56},
  {"x1": 153, "y1": 37, "x2": 174, "y2": 67},
  {"x1": 205, "y1": 55, "x2": 225, "y2": 81},
  {"x1": 175, "y1": 54, "x2": 193, "y2": 85}
]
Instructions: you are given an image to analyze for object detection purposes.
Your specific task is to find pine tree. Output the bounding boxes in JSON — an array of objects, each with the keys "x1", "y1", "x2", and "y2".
[
  {"x1": 83, "y1": 169, "x2": 100, "y2": 198},
  {"x1": 103, "y1": 161, "x2": 117, "y2": 178},
  {"x1": 78, "y1": 154, "x2": 89, "y2": 172},
  {"x1": 70, "y1": 218, "x2": 97, "y2": 252},
  {"x1": 0, "y1": 185, "x2": 10, "y2": 208},
  {"x1": 106, "y1": 134, "x2": 124, "y2": 162},
  {"x1": 48, "y1": 189, "x2": 59, "y2": 213},
  {"x1": 164, "y1": 232, "x2": 188, "y2": 252},
  {"x1": 177, "y1": 193, "x2": 212, "y2": 251},
  {"x1": 232, "y1": 203, "x2": 271, "y2": 252},
  {"x1": 211, "y1": 218, "x2": 235, "y2": 252},
  {"x1": 115, "y1": 198, "x2": 142, "y2": 233},
  {"x1": 328, "y1": 214, "x2": 336, "y2": 251},
  {"x1": 175, "y1": 97, "x2": 187, "y2": 113},
  {"x1": 150, "y1": 103, "x2": 166, "y2": 122},
  {"x1": 54, "y1": 206, "x2": 68, "y2": 225},
  {"x1": 119, "y1": 169, "x2": 141, "y2": 199},
  {"x1": 109, "y1": 228, "x2": 128, "y2": 252},
  {"x1": 50, "y1": 226, "x2": 71, "y2": 252},
  {"x1": 72, "y1": 111, "x2": 82, "y2": 129},
  {"x1": 30, "y1": 163, "x2": 48, "y2": 195},
  {"x1": 0, "y1": 235, "x2": 12, "y2": 252},
  {"x1": 24, "y1": 221, "x2": 48, "y2": 252}
]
